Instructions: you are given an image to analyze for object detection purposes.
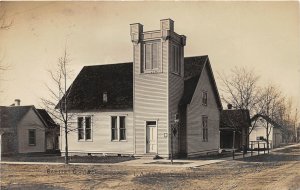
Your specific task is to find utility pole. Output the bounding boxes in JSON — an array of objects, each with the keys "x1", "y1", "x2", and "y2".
[
  {"x1": 170, "y1": 124, "x2": 173, "y2": 165},
  {"x1": 232, "y1": 130, "x2": 235, "y2": 159}
]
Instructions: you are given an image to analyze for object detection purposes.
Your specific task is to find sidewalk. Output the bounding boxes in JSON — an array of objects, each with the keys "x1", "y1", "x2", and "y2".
[{"x1": 2, "y1": 143, "x2": 299, "y2": 168}]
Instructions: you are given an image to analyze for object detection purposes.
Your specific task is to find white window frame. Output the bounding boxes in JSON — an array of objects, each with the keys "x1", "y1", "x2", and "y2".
[
  {"x1": 111, "y1": 116, "x2": 127, "y2": 141},
  {"x1": 77, "y1": 116, "x2": 93, "y2": 142}
]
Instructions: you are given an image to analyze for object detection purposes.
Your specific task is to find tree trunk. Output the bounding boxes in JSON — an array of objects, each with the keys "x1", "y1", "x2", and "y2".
[
  {"x1": 64, "y1": 121, "x2": 69, "y2": 164},
  {"x1": 266, "y1": 122, "x2": 270, "y2": 154}
]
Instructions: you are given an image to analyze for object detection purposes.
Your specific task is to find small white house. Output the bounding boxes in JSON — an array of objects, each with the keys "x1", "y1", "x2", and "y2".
[
  {"x1": 60, "y1": 19, "x2": 222, "y2": 158},
  {"x1": 250, "y1": 117, "x2": 284, "y2": 149},
  {"x1": 0, "y1": 100, "x2": 59, "y2": 154}
]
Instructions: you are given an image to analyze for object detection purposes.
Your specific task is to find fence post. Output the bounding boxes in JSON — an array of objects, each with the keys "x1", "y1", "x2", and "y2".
[
  {"x1": 251, "y1": 142, "x2": 253, "y2": 156},
  {"x1": 258, "y1": 142, "x2": 260, "y2": 155},
  {"x1": 264, "y1": 143, "x2": 266, "y2": 154},
  {"x1": 232, "y1": 131, "x2": 235, "y2": 160}
]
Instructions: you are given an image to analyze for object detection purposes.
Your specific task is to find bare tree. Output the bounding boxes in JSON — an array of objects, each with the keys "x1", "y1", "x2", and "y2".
[
  {"x1": 256, "y1": 84, "x2": 284, "y2": 152},
  {"x1": 219, "y1": 66, "x2": 263, "y2": 135},
  {"x1": 0, "y1": 3, "x2": 13, "y2": 90},
  {"x1": 0, "y1": 3, "x2": 13, "y2": 31},
  {"x1": 278, "y1": 97, "x2": 299, "y2": 142},
  {"x1": 219, "y1": 67, "x2": 261, "y2": 114},
  {"x1": 41, "y1": 47, "x2": 74, "y2": 164}
]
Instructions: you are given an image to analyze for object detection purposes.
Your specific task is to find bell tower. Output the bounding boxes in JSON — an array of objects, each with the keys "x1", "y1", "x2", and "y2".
[{"x1": 130, "y1": 19, "x2": 186, "y2": 157}]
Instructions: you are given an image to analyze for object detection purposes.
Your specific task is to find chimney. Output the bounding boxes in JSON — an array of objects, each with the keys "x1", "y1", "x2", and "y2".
[
  {"x1": 227, "y1": 104, "x2": 232, "y2": 110},
  {"x1": 14, "y1": 99, "x2": 20, "y2": 106}
]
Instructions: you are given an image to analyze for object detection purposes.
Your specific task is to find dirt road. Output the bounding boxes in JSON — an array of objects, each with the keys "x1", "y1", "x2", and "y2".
[{"x1": 1, "y1": 145, "x2": 300, "y2": 190}]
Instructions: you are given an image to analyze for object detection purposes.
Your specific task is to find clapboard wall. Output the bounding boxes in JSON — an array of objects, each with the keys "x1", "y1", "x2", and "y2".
[{"x1": 186, "y1": 65, "x2": 220, "y2": 157}]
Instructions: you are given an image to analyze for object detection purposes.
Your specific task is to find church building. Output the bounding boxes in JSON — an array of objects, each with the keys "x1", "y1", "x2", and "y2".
[{"x1": 60, "y1": 19, "x2": 222, "y2": 158}]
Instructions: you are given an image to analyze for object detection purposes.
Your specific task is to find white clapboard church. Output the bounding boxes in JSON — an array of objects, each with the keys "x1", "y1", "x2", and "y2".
[{"x1": 60, "y1": 19, "x2": 222, "y2": 158}]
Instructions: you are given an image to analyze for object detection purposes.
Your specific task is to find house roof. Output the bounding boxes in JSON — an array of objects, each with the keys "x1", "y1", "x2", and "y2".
[
  {"x1": 180, "y1": 56, "x2": 222, "y2": 109},
  {"x1": 64, "y1": 56, "x2": 222, "y2": 111},
  {"x1": 65, "y1": 62, "x2": 133, "y2": 111},
  {"x1": 184, "y1": 56, "x2": 207, "y2": 79},
  {"x1": 251, "y1": 114, "x2": 284, "y2": 130},
  {"x1": 220, "y1": 109, "x2": 251, "y2": 130},
  {"x1": 37, "y1": 109, "x2": 58, "y2": 128},
  {"x1": 0, "y1": 106, "x2": 33, "y2": 128},
  {"x1": 0, "y1": 106, "x2": 55, "y2": 130}
]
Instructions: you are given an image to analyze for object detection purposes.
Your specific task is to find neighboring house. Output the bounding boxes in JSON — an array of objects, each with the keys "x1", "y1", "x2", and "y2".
[
  {"x1": 220, "y1": 105, "x2": 251, "y2": 150},
  {"x1": 249, "y1": 114, "x2": 285, "y2": 149},
  {"x1": 0, "y1": 99, "x2": 59, "y2": 155},
  {"x1": 37, "y1": 109, "x2": 60, "y2": 151},
  {"x1": 60, "y1": 19, "x2": 222, "y2": 158},
  {"x1": 249, "y1": 125, "x2": 282, "y2": 149}
]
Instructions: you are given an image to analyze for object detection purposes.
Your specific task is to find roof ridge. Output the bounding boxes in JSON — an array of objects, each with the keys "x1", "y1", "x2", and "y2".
[
  {"x1": 83, "y1": 62, "x2": 133, "y2": 68},
  {"x1": 184, "y1": 55, "x2": 208, "y2": 59}
]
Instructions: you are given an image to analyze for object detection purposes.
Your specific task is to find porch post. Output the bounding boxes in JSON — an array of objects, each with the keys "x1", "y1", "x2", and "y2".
[{"x1": 232, "y1": 130, "x2": 236, "y2": 159}]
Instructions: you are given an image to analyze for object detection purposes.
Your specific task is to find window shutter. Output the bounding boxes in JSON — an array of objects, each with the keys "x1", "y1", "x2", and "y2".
[
  {"x1": 145, "y1": 44, "x2": 152, "y2": 70},
  {"x1": 171, "y1": 46, "x2": 175, "y2": 72},
  {"x1": 152, "y1": 43, "x2": 158, "y2": 69},
  {"x1": 175, "y1": 46, "x2": 178, "y2": 73}
]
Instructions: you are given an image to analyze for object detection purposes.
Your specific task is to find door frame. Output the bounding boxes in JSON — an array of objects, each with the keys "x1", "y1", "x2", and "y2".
[{"x1": 144, "y1": 120, "x2": 158, "y2": 154}]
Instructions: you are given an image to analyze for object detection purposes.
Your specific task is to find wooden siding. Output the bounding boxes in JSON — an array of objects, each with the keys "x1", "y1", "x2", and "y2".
[
  {"x1": 186, "y1": 65, "x2": 220, "y2": 157},
  {"x1": 249, "y1": 125, "x2": 282, "y2": 148},
  {"x1": 133, "y1": 40, "x2": 169, "y2": 157},
  {"x1": 60, "y1": 111, "x2": 134, "y2": 155},
  {"x1": 273, "y1": 128, "x2": 283, "y2": 148},
  {"x1": 18, "y1": 108, "x2": 46, "y2": 153},
  {"x1": 168, "y1": 41, "x2": 184, "y2": 156}
]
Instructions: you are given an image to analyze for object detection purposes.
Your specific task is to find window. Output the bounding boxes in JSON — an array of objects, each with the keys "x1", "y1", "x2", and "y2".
[
  {"x1": 257, "y1": 136, "x2": 265, "y2": 141},
  {"x1": 111, "y1": 116, "x2": 126, "y2": 141},
  {"x1": 202, "y1": 116, "x2": 208, "y2": 142},
  {"x1": 85, "y1": 117, "x2": 92, "y2": 140},
  {"x1": 120, "y1": 116, "x2": 126, "y2": 140},
  {"x1": 78, "y1": 116, "x2": 92, "y2": 141},
  {"x1": 111, "y1": 116, "x2": 118, "y2": 141},
  {"x1": 202, "y1": 91, "x2": 208, "y2": 106},
  {"x1": 78, "y1": 117, "x2": 84, "y2": 140},
  {"x1": 142, "y1": 41, "x2": 160, "y2": 73},
  {"x1": 28, "y1": 129, "x2": 36, "y2": 146},
  {"x1": 103, "y1": 92, "x2": 108, "y2": 103},
  {"x1": 171, "y1": 45, "x2": 181, "y2": 74}
]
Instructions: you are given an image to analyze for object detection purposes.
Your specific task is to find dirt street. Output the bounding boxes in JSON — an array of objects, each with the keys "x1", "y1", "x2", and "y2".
[{"x1": 1, "y1": 145, "x2": 300, "y2": 190}]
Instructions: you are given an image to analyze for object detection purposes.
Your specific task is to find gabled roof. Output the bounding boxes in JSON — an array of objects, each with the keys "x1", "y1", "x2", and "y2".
[
  {"x1": 180, "y1": 56, "x2": 222, "y2": 109},
  {"x1": 64, "y1": 55, "x2": 222, "y2": 111},
  {"x1": 251, "y1": 114, "x2": 284, "y2": 130},
  {"x1": 66, "y1": 62, "x2": 133, "y2": 111},
  {"x1": 37, "y1": 109, "x2": 58, "y2": 128},
  {"x1": 180, "y1": 76, "x2": 201, "y2": 105},
  {"x1": 220, "y1": 109, "x2": 251, "y2": 130},
  {"x1": 0, "y1": 106, "x2": 32, "y2": 128},
  {"x1": 184, "y1": 56, "x2": 207, "y2": 79},
  {"x1": 0, "y1": 106, "x2": 54, "y2": 130}
]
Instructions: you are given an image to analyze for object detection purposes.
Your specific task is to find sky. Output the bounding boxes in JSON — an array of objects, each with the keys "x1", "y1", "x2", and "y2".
[{"x1": 0, "y1": 1, "x2": 299, "y2": 110}]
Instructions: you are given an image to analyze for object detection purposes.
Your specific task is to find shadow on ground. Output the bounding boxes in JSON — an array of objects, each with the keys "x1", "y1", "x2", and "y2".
[
  {"x1": 2, "y1": 155, "x2": 136, "y2": 163},
  {"x1": 2, "y1": 184, "x2": 67, "y2": 190},
  {"x1": 237, "y1": 146, "x2": 300, "y2": 162}
]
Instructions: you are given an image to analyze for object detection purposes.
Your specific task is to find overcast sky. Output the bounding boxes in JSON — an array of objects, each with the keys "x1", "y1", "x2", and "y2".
[{"x1": 0, "y1": 1, "x2": 299, "y2": 110}]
